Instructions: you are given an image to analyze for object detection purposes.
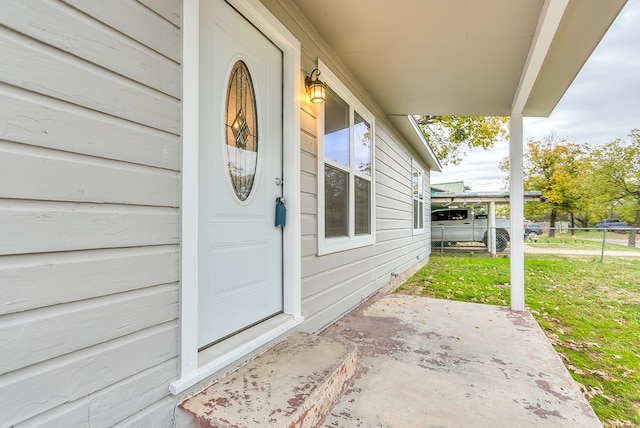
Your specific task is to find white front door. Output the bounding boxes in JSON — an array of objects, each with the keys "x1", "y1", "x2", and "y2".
[{"x1": 198, "y1": 0, "x2": 284, "y2": 349}]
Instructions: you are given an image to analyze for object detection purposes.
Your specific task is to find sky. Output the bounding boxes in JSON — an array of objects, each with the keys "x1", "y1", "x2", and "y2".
[{"x1": 432, "y1": 0, "x2": 640, "y2": 191}]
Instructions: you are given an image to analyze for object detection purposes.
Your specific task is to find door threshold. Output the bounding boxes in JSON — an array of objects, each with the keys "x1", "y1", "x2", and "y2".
[
  {"x1": 198, "y1": 313, "x2": 297, "y2": 366},
  {"x1": 170, "y1": 313, "x2": 303, "y2": 394}
]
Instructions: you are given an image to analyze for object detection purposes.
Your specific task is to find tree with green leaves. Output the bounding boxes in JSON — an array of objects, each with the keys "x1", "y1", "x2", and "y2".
[
  {"x1": 415, "y1": 115, "x2": 509, "y2": 166},
  {"x1": 501, "y1": 134, "x2": 589, "y2": 237},
  {"x1": 589, "y1": 129, "x2": 640, "y2": 247}
]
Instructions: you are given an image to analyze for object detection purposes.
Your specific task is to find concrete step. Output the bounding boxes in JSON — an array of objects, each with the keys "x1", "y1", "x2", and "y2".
[{"x1": 176, "y1": 332, "x2": 358, "y2": 428}]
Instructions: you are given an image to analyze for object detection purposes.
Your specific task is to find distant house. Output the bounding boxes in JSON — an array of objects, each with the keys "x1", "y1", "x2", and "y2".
[
  {"x1": 431, "y1": 181, "x2": 467, "y2": 194},
  {"x1": 0, "y1": 0, "x2": 626, "y2": 425}
]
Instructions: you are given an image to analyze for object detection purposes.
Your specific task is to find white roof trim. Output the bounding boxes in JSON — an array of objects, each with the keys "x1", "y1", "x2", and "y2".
[
  {"x1": 407, "y1": 115, "x2": 443, "y2": 172},
  {"x1": 431, "y1": 191, "x2": 543, "y2": 205},
  {"x1": 512, "y1": 0, "x2": 569, "y2": 114}
]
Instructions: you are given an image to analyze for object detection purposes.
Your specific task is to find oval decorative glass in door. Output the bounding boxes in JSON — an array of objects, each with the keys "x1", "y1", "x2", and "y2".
[{"x1": 225, "y1": 60, "x2": 258, "y2": 201}]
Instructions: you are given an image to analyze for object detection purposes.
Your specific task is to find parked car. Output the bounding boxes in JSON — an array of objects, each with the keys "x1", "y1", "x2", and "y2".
[
  {"x1": 524, "y1": 223, "x2": 542, "y2": 236},
  {"x1": 595, "y1": 218, "x2": 629, "y2": 232},
  {"x1": 431, "y1": 207, "x2": 510, "y2": 252}
]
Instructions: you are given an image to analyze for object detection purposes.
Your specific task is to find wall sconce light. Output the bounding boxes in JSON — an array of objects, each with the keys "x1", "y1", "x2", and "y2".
[{"x1": 305, "y1": 69, "x2": 326, "y2": 104}]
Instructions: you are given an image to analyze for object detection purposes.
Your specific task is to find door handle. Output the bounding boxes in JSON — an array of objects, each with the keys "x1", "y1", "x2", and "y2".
[{"x1": 275, "y1": 197, "x2": 286, "y2": 227}]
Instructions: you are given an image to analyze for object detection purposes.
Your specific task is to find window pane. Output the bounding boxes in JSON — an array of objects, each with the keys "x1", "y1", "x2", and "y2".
[
  {"x1": 412, "y1": 169, "x2": 424, "y2": 230},
  {"x1": 324, "y1": 87, "x2": 349, "y2": 167},
  {"x1": 325, "y1": 165, "x2": 349, "y2": 237},
  {"x1": 225, "y1": 61, "x2": 258, "y2": 201},
  {"x1": 354, "y1": 176, "x2": 371, "y2": 235},
  {"x1": 450, "y1": 210, "x2": 467, "y2": 220},
  {"x1": 354, "y1": 111, "x2": 372, "y2": 175},
  {"x1": 432, "y1": 211, "x2": 446, "y2": 221},
  {"x1": 412, "y1": 169, "x2": 423, "y2": 198}
]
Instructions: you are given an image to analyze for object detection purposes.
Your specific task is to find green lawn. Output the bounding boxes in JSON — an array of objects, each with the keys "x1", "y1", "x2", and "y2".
[
  {"x1": 395, "y1": 255, "x2": 640, "y2": 427},
  {"x1": 531, "y1": 230, "x2": 640, "y2": 252}
]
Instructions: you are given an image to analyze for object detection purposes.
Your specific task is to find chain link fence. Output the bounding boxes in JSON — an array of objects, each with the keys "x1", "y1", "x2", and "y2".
[{"x1": 431, "y1": 225, "x2": 640, "y2": 262}]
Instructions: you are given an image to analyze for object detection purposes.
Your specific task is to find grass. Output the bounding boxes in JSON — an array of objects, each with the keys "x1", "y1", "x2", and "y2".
[
  {"x1": 531, "y1": 231, "x2": 640, "y2": 252},
  {"x1": 395, "y1": 254, "x2": 640, "y2": 427}
]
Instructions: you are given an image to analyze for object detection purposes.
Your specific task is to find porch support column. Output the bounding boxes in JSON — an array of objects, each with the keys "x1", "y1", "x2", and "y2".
[
  {"x1": 488, "y1": 201, "x2": 496, "y2": 257},
  {"x1": 509, "y1": 114, "x2": 525, "y2": 311}
]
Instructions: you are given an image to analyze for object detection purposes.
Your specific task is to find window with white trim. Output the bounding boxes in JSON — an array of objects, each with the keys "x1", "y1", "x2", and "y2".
[
  {"x1": 318, "y1": 60, "x2": 375, "y2": 255},
  {"x1": 412, "y1": 163, "x2": 425, "y2": 234}
]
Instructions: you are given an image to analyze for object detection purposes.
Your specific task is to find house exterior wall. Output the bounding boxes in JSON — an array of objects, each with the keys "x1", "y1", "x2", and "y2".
[
  {"x1": 265, "y1": 0, "x2": 432, "y2": 332},
  {"x1": 0, "y1": 1, "x2": 181, "y2": 426},
  {"x1": 0, "y1": 0, "x2": 431, "y2": 425},
  {"x1": 299, "y1": 112, "x2": 432, "y2": 332}
]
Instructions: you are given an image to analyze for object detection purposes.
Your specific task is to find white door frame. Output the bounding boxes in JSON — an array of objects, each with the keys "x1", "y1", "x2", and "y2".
[{"x1": 171, "y1": 0, "x2": 302, "y2": 395}]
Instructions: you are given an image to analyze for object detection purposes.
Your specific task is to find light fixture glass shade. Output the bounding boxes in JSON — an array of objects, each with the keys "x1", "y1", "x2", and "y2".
[
  {"x1": 309, "y1": 80, "x2": 326, "y2": 103},
  {"x1": 306, "y1": 69, "x2": 326, "y2": 103}
]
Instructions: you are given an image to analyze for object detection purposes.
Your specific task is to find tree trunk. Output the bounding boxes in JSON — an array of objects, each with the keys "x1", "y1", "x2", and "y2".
[
  {"x1": 570, "y1": 212, "x2": 576, "y2": 236},
  {"x1": 549, "y1": 209, "x2": 557, "y2": 238}
]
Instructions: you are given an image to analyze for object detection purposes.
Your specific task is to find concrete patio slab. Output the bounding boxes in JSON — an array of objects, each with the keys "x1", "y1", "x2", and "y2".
[{"x1": 320, "y1": 293, "x2": 601, "y2": 428}]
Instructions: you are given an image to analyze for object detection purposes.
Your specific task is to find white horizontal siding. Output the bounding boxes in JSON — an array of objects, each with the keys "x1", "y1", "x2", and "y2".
[
  {"x1": 0, "y1": 85, "x2": 180, "y2": 170},
  {"x1": 0, "y1": 283, "x2": 179, "y2": 374},
  {"x1": 1, "y1": 246, "x2": 179, "y2": 315},
  {"x1": 376, "y1": 149, "x2": 412, "y2": 189},
  {"x1": 0, "y1": 141, "x2": 179, "y2": 206},
  {"x1": 300, "y1": 151, "x2": 317, "y2": 180},
  {"x1": 300, "y1": 116, "x2": 431, "y2": 330},
  {"x1": 62, "y1": 0, "x2": 181, "y2": 62},
  {"x1": 86, "y1": 359, "x2": 178, "y2": 427},
  {"x1": 138, "y1": 0, "x2": 182, "y2": 28},
  {"x1": 302, "y1": 233, "x2": 425, "y2": 302},
  {"x1": 376, "y1": 181, "x2": 410, "y2": 208},
  {"x1": 112, "y1": 395, "x2": 176, "y2": 428},
  {"x1": 376, "y1": 228, "x2": 414, "y2": 244},
  {"x1": 302, "y1": 242, "x2": 374, "y2": 278},
  {"x1": 0, "y1": 28, "x2": 180, "y2": 134},
  {"x1": 300, "y1": 192, "x2": 317, "y2": 216},
  {"x1": 0, "y1": 0, "x2": 180, "y2": 98},
  {"x1": 301, "y1": 250, "x2": 427, "y2": 333},
  {"x1": 302, "y1": 267, "x2": 378, "y2": 316},
  {"x1": 300, "y1": 212, "x2": 317, "y2": 236},
  {"x1": 300, "y1": 276, "x2": 382, "y2": 334},
  {"x1": 377, "y1": 192, "x2": 411, "y2": 211},
  {"x1": 300, "y1": 171, "x2": 316, "y2": 197},
  {"x1": 0, "y1": 2, "x2": 182, "y2": 424},
  {"x1": 377, "y1": 218, "x2": 411, "y2": 232},
  {"x1": 300, "y1": 109, "x2": 317, "y2": 139},
  {"x1": 377, "y1": 205, "x2": 412, "y2": 221},
  {"x1": 0, "y1": 323, "x2": 178, "y2": 427},
  {"x1": 15, "y1": 359, "x2": 179, "y2": 428},
  {"x1": 301, "y1": 237, "x2": 316, "y2": 258},
  {"x1": 16, "y1": 399, "x2": 89, "y2": 428},
  {"x1": 0, "y1": 200, "x2": 179, "y2": 255}
]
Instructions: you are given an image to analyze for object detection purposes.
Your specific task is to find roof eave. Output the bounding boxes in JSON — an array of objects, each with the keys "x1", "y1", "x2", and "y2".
[{"x1": 390, "y1": 115, "x2": 443, "y2": 172}]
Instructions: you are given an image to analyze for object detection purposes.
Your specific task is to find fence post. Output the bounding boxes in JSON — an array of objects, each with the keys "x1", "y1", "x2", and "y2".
[
  {"x1": 600, "y1": 228, "x2": 607, "y2": 263},
  {"x1": 439, "y1": 226, "x2": 444, "y2": 257}
]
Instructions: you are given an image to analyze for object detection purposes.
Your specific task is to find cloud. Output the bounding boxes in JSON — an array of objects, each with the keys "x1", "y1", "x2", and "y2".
[
  {"x1": 524, "y1": 0, "x2": 640, "y2": 146},
  {"x1": 432, "y1": 143, "x2": 510, "y2": 191}
]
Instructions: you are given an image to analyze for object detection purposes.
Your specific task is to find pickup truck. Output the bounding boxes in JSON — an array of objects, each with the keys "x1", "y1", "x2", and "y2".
[{"x1": 431, "y1": 207, "x2": 511, "y2": 252}]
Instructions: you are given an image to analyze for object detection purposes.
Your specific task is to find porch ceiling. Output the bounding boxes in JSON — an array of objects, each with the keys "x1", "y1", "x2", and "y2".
[{"x1": 290, "y1": 0, "x2": 626, "y2": 118}]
